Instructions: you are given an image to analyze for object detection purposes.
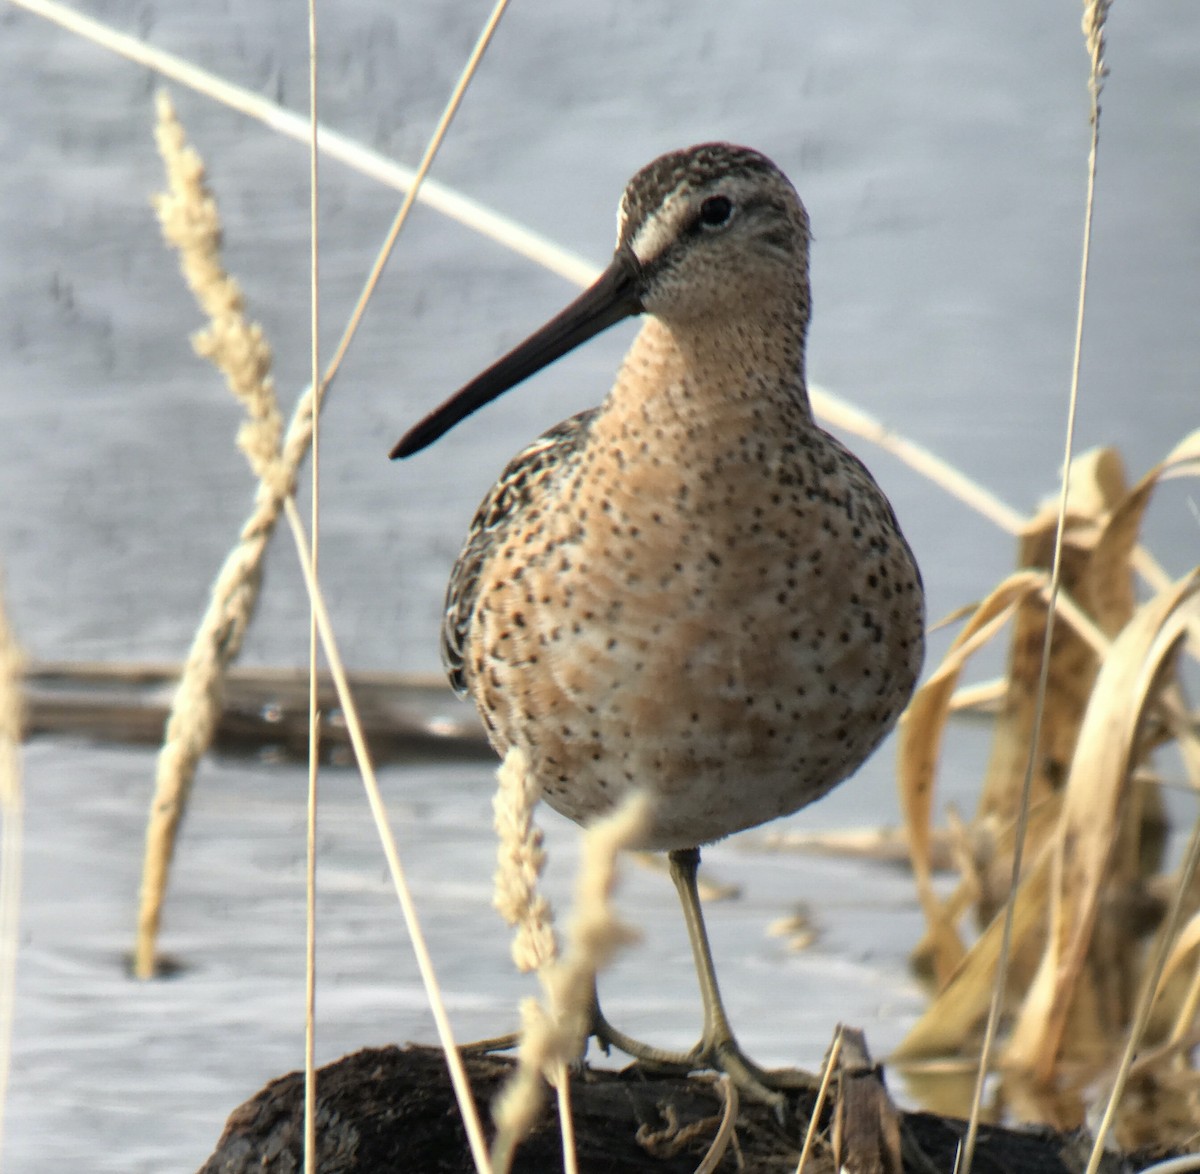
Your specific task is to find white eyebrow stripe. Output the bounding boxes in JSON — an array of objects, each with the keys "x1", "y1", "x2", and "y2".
[{"x1": 629, "y1": 193, "x2": 688, "y2": 265}]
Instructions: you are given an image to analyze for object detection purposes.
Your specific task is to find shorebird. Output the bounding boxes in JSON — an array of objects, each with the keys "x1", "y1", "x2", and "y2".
[{"x1": 392, "y1": 143, "x2": 925, "y2": 1103}]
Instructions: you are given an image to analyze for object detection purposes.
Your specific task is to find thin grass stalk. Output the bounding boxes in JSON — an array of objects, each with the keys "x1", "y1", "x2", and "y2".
[
  {"x1": 302, "y1": 0, "x2": 321, "y2": 1168},
  {"x1": 0, "y1": 575, "x2": 24, "y2": 1167},
  {"x1": 794, "y1": 1025, "x2": 843, "y2": 1174},
  {"x1": 302, "y1": 696, "x2": 319, "y2": 1173},
  {"x1": 303, "y1": 705, "x2": 318, "y2": 1174},
  {"x1": 554, "y1": 1076, "x2": 578, "y2": 1174},
  {"x1": 312, "y1": 0, "x2": 514, "y2": 415},
  {"x1": 281, "y1": 496, "x2": 493, "y2": 1174},
  {"x1": 957, "y1": 4, "x2": 1110, "y2": 1169}
]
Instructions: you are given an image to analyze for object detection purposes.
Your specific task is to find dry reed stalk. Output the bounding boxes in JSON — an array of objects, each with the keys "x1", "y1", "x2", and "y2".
[
  {"x1": 898, "y1": 439, "x2": 1200, "y2": 1087},
  {"x1": 960, "y1": 11, "x2": 1156, "y2": 1152},
  {"x1": 490, "y1": 775, "x2": 649, "y2": 1174},
  {"x1": 1007, "y1": 572, "x2": 1200, "y2": 1075},
  {"x1": 302, "y1": 4, "x2": 320, "y2": 1170},
  {"x1": 0, "y1": 573, "x2": 25, "y2": 1166},
  {"x1": 134, "y1": 91, "x2": 292, "y2": 979},
  {"x1": 910, "y1": 442, "x2": 1200, "y2": 967},
  {"x1": 962, "y1": 449, "x2": 1164, "y2": 1019},
  {"x1": 135, "y1": 0, "x2": 514, "y2": 979},
  {"x1": 1094, "y1": 792, "x2": 1200, "y2": 1165},
  {"x1": 1087, "y1": 747, "x2": 1200, "y2": 1156},
  {"x1": 893, "y1": 844, "x2": 1055, "y2": 1071},
  {"x1": 281, "y1": 496, "x2": 494, "y2": 1174},
  {"x1": 140, "y1": 107, "x2": 499, "y2": 1146},
  {"x1": 493, "y1": 748, "x2": 559, "y2": 973},
  {"x1": 1149, "y1": 911, "x2": 1200, "y2": 1048},
  {"x1": 976, "y1": 452, "x2": 1136, "y2": 848},
  {"x1": 897, "y1": 570, "x2": 1045, "y2": 982},
  {"x1": 1002, "y1": 583, "x2": 1177, "y2": 1069},
  {"x1": 898, "y1": 509, "x2": 1200, "y2": 1153},
  {"x1": 795, "y1": 1026, "x2": 843, "y2": 1174}
]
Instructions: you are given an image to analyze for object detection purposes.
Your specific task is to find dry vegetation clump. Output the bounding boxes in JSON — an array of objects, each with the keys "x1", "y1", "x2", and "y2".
[
  {"x1": 135, "y1": 91, "x2": 300, "y2": 980},
  {"x1": 893, "y1": 436, "x2": 1200, "y2": 1150},
  {"x1": 490, "y1": 747, "x2": 649, "y2": 1174}
]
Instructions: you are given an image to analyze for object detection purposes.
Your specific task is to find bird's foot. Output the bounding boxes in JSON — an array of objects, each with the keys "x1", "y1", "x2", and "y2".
[{"x1": 591, "y1": 1009, "x2": 816, "y2": 1108}]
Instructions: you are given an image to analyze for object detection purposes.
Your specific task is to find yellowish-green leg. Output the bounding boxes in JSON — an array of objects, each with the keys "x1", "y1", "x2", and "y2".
[{"x1": 591, "y1": 847, "x2": 816, "y2": 1106}]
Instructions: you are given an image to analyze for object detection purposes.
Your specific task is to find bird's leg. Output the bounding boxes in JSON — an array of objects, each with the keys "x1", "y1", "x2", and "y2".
[
  {"x1": 668, "y1": 846, "x2": 808, "y2": 1105},
  {"x1": 589, "y1": 847, "x2": 816, "y2": 1105},
  {"x1": 669, "y1": 847, "x2": 736, "y2": 1053}
]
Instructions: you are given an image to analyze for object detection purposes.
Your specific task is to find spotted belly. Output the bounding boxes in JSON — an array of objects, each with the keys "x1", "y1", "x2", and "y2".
[{"x1": 464, "y1": 482, "x2": 923, "y2": 850}]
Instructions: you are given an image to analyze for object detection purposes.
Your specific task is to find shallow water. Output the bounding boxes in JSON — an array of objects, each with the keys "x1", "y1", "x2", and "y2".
[{"x1": 2, "y1": 1, "x2": 1198, "y2": 1169}]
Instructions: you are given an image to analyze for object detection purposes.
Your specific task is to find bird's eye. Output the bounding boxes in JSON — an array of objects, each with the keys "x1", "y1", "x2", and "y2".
[{"x1": 698, "y1": 195, "x2": 734, "y2": 228}]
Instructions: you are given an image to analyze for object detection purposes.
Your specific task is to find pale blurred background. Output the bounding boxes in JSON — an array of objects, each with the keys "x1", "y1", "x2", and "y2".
[{"x1": 1, "y1": 1, "x2": 1197, "y2": 1169}]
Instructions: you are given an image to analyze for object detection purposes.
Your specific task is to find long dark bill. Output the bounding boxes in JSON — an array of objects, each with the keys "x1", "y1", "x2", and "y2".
[{"x1": 390, "y1": 248, "x2": 643, "y2": 459}]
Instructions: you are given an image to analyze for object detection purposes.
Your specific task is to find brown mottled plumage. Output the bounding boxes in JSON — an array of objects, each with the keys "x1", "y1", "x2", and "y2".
[{"x1": 394, "y1": 144, "x2": 925, "y2": 1102}]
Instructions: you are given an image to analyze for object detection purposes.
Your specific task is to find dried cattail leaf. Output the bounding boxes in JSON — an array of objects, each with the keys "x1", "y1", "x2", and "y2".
[
  {"x1": 1148, "y1": 908, "x2": 1200, "y2": 1029},
  {"x1": 892, "y1": 842, "x2": 1054, "y2": 1060},
  {"x1": 1089, "y1": 475, "x2": 1154, "y2": 637},
  {"x1": 1005, "y1": 570, "x2": 1200, "y2": 1080},
  {"x1": 975, "y1": 449, "x2": 1150, "y2": 935},
  {"x1": 897, "y1": 571, "x2": 1043, "y2": 984},
  {"x1": 909, "y1": 795, "x2": 1066, "y2": 989},
  {"x1": 1059, "y1": 446, "x2": 1128, "y2": 521},
  {"x1": 1160, "y1": 427, "x2": 1200, "y2": 477}
]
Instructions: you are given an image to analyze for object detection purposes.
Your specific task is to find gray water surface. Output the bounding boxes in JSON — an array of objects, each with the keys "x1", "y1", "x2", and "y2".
[{"x1": 2, "y1": 1, "x2": 1198, "y2": 1169}]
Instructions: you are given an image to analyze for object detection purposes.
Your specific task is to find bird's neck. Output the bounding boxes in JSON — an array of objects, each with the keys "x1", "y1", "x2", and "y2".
[{"x1": 604, "y1": 313, "x2": 813, "y2": 435}]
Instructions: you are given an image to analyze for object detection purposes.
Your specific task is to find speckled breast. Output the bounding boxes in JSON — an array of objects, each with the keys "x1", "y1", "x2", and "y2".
[{"x1": 462, "y1": 395, "x2": 925, "y2": 852}]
